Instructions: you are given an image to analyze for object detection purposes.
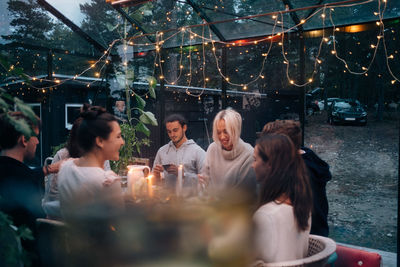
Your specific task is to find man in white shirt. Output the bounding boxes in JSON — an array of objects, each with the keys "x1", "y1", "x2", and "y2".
[{"x1": 153, "y1": 114, "x2": 205, "y2": 193}]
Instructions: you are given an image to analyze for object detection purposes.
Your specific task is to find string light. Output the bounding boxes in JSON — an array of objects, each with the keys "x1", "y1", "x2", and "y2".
[{"x1": 6, "y1": 0, "x2": 398, "y2": 95}]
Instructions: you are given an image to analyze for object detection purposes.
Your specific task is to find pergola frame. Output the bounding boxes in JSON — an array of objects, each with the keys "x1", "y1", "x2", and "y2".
[
  {"x1": 4, "y1": 0, "x2": 399, "y2": 146},
  {"x1": 1, "y1": 1, "x2": 399, "y2": 259}
]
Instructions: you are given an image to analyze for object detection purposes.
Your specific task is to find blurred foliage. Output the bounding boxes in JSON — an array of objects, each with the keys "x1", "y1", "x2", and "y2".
[
  {"x1": 51, "y1": 142, "x2": 66, "y2": 157},
  {"x1": 111, "y1": 123, "x2": 152, "y2": 172},
  {"x1": 0, "y1": 211, "x2": 33, "y2": 266},
  {"x1": 0, "y1": 52, "x2": 37, "y2": 267},
  {"x1": 0, "y1": 54, "x2": 38, "y2": 139}
]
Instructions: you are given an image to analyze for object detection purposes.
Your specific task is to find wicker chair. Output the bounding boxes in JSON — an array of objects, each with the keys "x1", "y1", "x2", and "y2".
[{"x1": 253, "y1": 235, "x2": 336, "y2": 267}]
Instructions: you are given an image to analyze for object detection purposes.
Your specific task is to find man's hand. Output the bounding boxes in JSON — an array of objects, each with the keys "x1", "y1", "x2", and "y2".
[
  {"x1": 166, "y1": 164, "x2": 178, "y2": 176},
  {"x1": 153, "y1": 164, "x2": 163, "y2": 178},
  {"x1": 165, "y1": 164, "x2": 184, "y2": 177}
]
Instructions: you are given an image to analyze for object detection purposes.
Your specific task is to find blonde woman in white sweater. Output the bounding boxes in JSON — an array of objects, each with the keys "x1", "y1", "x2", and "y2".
[{"x1": 199, "y1": 108, "x2": 257, "y2": 198}]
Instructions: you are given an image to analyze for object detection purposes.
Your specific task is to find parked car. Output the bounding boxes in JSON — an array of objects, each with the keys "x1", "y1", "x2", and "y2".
[
  {"x1": 306, "y1": 93, "x2": 320, "y2": 115},
  {"x1": 327, "y1": 99, "x2": 367, "y2": 125},
  {"x1": 317, "y1": 97, "x2": 341, "y2": 111}
]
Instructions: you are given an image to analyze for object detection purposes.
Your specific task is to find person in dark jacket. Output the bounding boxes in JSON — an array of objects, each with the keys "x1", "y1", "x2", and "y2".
[
  {"x1": 261, "y1": 120, "x2": 332, "y2": 236},
  {"x1": 0, "y1": 112, "x2": 62, "y2": 265}
]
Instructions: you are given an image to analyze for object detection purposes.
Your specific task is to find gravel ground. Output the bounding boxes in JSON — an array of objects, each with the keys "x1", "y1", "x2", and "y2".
[{"x1": 304, "y1": 111, "x2": 398, "y2": 253}]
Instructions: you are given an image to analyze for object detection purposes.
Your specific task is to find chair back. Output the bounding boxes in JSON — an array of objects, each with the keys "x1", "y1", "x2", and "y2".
[
  {"x1": 253, "y1": 235, "x2": 336, "y2": 267},
  {"x1": 36, "y1": 218, "x2": 69, "y2": 267},
  {"x1": 335, "y1": 245, "x2": 381, "y2": 267}
]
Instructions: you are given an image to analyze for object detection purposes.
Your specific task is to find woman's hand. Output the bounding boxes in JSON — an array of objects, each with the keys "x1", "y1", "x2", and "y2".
[
  {"x1": 103, "y1": 171, "x2": 121, "y2": 187},
  {"x1": 198, "y1": 174, "x2": 209, "y2": 187},
  {"x1": 43, "y1": 159, "x2": 67, "y2": 176}
]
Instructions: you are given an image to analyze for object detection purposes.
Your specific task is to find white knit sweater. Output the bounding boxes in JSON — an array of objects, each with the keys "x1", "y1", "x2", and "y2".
[{"x1": 201, "y1": 139, "x2": 256, "y2": 195}]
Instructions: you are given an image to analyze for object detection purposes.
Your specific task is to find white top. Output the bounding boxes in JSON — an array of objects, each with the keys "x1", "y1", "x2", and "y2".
[
  {"x1": 42, "y1": 148, "x2": 111, "y2": 218},
  {"x1": 201, "y1": 139, "x2": 256, "y2": 195},
  {"x1": 43, "y1": 148, "x2": 111, "y2": 201},
  {"x1": 253, "y1": 202, "x2": 310, "y2": 263},
  {"x1": 58, "y1": 159, "x2": 124, "y2": 219}
]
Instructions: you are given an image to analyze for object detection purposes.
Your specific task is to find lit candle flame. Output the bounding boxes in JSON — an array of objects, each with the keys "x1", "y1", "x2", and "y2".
[{"x1": 148, "y1": 175, "x2": 153, "y2": 198}]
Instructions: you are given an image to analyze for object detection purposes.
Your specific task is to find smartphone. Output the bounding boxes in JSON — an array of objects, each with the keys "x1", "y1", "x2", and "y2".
[{"x1": 162, "y1": 164, "x2": 172, "y2": 169}]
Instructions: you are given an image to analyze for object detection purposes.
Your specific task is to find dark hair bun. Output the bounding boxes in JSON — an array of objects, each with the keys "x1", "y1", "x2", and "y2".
[{"x1": 80, "y1": 103, "x2": 107, "y2": 120}]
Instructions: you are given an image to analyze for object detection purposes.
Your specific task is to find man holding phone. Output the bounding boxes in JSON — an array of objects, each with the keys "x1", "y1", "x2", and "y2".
[{"x1": 153, "y1": 114, "x2": 205, "y2": 194}]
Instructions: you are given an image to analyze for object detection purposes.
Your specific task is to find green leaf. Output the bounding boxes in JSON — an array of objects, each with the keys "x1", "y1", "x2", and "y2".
[
  {"x1": 14, "y1": 98, "x2": 38, "y2": 125},
  {"x1": 115, "y1": 72, "x2": 126, "y2": 89},
  {"x1": 126, "y1": 69, "x2": 134, "y2": 81},
  {"x1": 0, "y1": 97, "x2": 10, "y2": 110},
  {"x1": 139, "y1": 111, "x2": 158, "y2": 126},
  {"x1": 135, "y1": 122, "x2": 150, "y2": 137},
  {"x1": 13, "y1": 67, "x2": 25, "y2": 77},
  {"x1": 141, "y1": 138, "x2": 151, "y2": 147},
  {"x1": 0, "y1": 55, "x2": 10, "y2": 70},
  {"x1": 2, "y1": 93, "x2": 13, "y2": 102},
  {"x1": 16, "y1": 226, "x2": 33, "y2": 241},
  {"x1": 135, "y1": 94, "x2": 146, "y2": 110},
  {"x1": 7, "y1": 115, "x2": 33, "y2": 139},
  {"x1": 21, "y1": 73, "x2": 31, "y2": 84},
  {"x1": 135, "y1": 143, "x2": 141, "y2": 154},
  {"x1": 105, "y1": 22, "x2": 118, "y2": 32},
  {"x1": 147, "y1": 76, "x2": 157, "y2": 99}
]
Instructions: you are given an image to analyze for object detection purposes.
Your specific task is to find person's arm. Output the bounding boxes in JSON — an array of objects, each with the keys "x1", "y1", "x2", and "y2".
[
  {"x1": 196, "y1": 147, "x2": 206, "y2": 174},
  {"x1": 42, "y1": 160, "x2": 64, "y2": 176},
  {"x1": 185, "y1": 147, "x2": 206, "y2": 186},
  {"x1": 198, "y1": 148, "x2": 211, "y2": 186},
  {"x1": 152, "y1": 150, "x2": 163, "y2": 179}
]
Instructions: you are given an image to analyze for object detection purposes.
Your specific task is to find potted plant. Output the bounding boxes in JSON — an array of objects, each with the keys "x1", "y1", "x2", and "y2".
[{"x1": 110, "y1": 68, "x2": 158, "y2": 174}]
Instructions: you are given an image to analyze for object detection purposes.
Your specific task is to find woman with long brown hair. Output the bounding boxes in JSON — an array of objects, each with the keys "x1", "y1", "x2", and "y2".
[{"x1": 252, "y1": 133, "x2": 313, "y2": 263}]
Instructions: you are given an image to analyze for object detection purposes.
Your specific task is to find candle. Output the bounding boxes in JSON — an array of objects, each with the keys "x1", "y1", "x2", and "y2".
[
  {"x1": 160, "y1": 171, "x2": 164, "y2": 184},
  {"x1": 176, "y1": 164, "x2": 183, "y2": 197},
  {"x1": 147, "y1": 175, "x2": 153, "y2": 198},
  {"x1": 127, "y1": 167, "x2": 135, "y2": 198}
]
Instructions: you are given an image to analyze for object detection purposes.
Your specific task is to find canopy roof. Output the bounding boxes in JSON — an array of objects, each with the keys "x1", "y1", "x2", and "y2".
[{"x1": 1, "y1": 0, "x2": 399, "y2": 55}]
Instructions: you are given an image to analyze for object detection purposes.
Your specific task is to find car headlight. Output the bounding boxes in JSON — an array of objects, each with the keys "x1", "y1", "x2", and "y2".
[{"x1": 361, "y1": 112, "x2": 367, "y2": 116}]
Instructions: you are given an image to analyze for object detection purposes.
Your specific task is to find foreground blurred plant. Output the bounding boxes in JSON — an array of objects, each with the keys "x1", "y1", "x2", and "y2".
[
  {"x1": 0, "y1": 209, "x2": 33, "y2": 266},
  {"x1": 0, "y1": 54, "x2": 36, "y2": 266}
]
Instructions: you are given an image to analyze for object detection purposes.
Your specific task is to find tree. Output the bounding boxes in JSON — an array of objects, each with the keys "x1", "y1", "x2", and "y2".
[{"x1": 4, "y1": 0, "x2": 55, "y2": 45}]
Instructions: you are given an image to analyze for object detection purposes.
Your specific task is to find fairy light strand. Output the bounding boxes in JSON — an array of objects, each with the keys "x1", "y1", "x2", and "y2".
[{"x1": 4, "y1": 0, "x2": 399, "y2": 95}]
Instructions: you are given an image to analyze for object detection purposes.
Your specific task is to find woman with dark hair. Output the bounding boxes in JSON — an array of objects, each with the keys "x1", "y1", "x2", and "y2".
[
  {"x1": 42, "y1": 116, "x2": 112, "y2": 218},
  {"x1": 58, "y1": 104, "x2": 125, "y2": 219},
  {"x1": 252, "y1": 133, "x2": 313, "y2": 263}
]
